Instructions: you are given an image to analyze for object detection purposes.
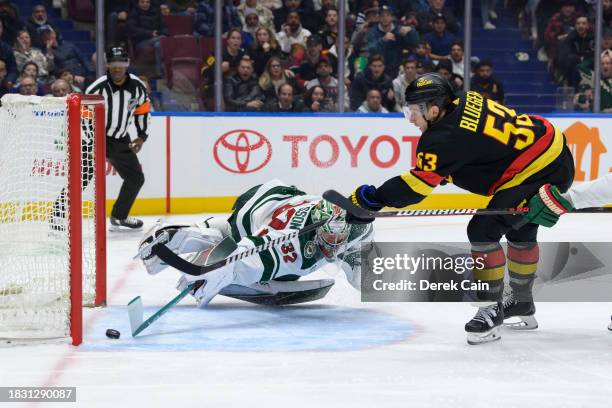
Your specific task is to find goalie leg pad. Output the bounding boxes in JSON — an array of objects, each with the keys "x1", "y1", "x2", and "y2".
[{"x1": 220, "y1": 279, "x2": 335, "y2": 306}]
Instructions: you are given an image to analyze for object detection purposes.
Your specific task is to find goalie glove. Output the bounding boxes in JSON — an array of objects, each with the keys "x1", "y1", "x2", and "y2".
[
  {"x1": 523, "y1": 184, "x2": 574, "y2": 227},
  {"x1": 347, "y1": 185, "x2": 384, "y2": 224}
]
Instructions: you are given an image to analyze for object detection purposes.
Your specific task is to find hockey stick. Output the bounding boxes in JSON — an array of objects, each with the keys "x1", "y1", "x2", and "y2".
[{"x1": 127, "y1": 218, "x2": 331, "y2": 337}]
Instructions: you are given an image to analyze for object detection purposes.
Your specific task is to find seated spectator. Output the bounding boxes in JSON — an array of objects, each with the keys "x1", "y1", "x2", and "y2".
[
  {"x1": 577, "y1": 49, "x2": 612, "y2": 112},
  {"x1": 471, "y1": 60, "x2": 504, "y2": 103},
  {"x1": 194, "y1": 0, "x2": 241, "y2": 37},
  {"x1": 294, "y1": 34, "x2": 323, "y2": 86},
  {"x1": 557, "y1": 15, "x2": 593, "y2": 87},
  {"x1": 160, "y1": 3, "x2": 171, "y2": 16},
  {"x1": 106, "y1": 0, "x2": 132, "y2": 45},
  {"x1": 409, "y1": 40, "x2": 433, "y2": 69},
  {"x1": 248, "y1": 26, "x2": 283, "y2": 76},
  {"x1": 448, "y1": 41, "x2": 464, "y2": 80},
  {"x1": 305, "y1": 57, "x2": 348, "y2": 110},
  {"x1": 418, "y1": 0, "x2": 460, "y2": 34},
  {"x1": 25, "y1": 4, "x2": 60, "y2": 49},
  {"x1": 58, "y1": 69, "x2": 83, "y2": 93},
  {"x1": 0, "y1": 0, "x2": 23, "y2": 45},
  {"x1": 50, "y1": 78, "x2": 71, "y2": 97},
  {"x1": 357, "y1": 88, "x2": 389, "y2": 113},
  {"x1": 264, "y1": 83, "x2": 303, "y2": 112},
  {"x1": 13, "y1": 30, "x2": 52, "y2": 82},
  {"x1": 223, "y1": 57, "x2": 265, "y2": 111},
  {"x1": 416, "y1": 59, "x2": 434, "y2": 74},
  {"x1": 0, "y1": 20, "x2": 16, "y2": 89},
  {"x1": 242, "y1": 11, "x2": 260, "y2": 48},
  {"x1": 0, "y1": 58, "x2": 8, "y2": 97},
  {"x1": 258, "y1": 56, "x2": 299, "y2": 102},
  {"x1": 365, "y1": 5, "x2": 419, "y2": 77},
  {"x1": 303, "y1": 84, "x2": 334, "y2": 111},
  {"x1": 424, "y1": 14, "x2": 456, "y2": 61},
  {"x1": 17, "y1": 74, "x2": 37, "y2": 96},
  {"x1": 223, "y1": 29, "x2": 246, "y2": 78},
  {"x1": 318, "y1": 7, "x2": 338, "y2": 51},
  {"x1": 41, "y1": 29, "x2": 91, "y2": 89},
  {"x1": 276, "y1": 11, "x2": 312, "y2": 54},
  {"x1": 392, "y1": 58, "x2": 417, "y2": 111},
  {"x1": 238, "y1": 0, "x2": 275, "y2": 32},
  {"x1": 13, "y1": 61, "x2": 45, "y2": 93},
  {"x1": 543, "y1": 1, "x2": 577, "y2": 65},
  {"x1": 273, "y1": 0, "x2": 318, "y2": 32},
  {"x1": 328, "y1": 35, "x2": 354, "y2": 81},
  {"x1": 435, "y1": 58, "x2": 460, "y2": 91},
  {"x1": 349, "y1": 54, "x2": 395, "y2": 111},
  {"x1": 162, "y1": 0, "x2": 197, "y2": 15},
  {"x1": 128, "y1": 0, "x2": 168, "y2": 75},
  {"x1": 573, "y1": 83, "x2": 592, "y2": 112}
]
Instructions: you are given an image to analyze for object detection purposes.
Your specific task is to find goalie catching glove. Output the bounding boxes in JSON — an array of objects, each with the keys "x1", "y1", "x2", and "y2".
[
  {"x1": 347, "y1": 185, "x2": 384, "y2": 224},
  {"x1": 523, "y1": 184, "x2": 574, "y2": 227}
]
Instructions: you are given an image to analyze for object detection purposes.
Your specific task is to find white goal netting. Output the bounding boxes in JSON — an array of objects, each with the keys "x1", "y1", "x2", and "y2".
[{"x1": 0, "y1": 95, "x2": 104, "y2": 342}]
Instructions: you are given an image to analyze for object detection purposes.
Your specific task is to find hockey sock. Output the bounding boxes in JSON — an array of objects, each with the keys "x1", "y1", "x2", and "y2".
[
  {"x1": 471, "y1": 243, "x2": 505, "y2": 302},
  {"x1": 507, "y1": 242, "x2": 538, "y2": 302}
]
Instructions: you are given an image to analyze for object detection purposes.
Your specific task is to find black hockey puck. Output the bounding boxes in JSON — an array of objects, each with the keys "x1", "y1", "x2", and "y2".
[{"x1": 106, "y1": 329, "x2": 120, "y2": 339}]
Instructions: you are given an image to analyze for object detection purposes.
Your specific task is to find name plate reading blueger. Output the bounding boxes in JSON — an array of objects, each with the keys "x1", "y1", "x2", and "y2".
[{"x1": 359, "y1": 242, "x2": 612, "y2": 302}]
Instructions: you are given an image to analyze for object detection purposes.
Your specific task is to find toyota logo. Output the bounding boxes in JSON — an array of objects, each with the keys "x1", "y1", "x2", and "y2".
[{"x1": 213, "y1": 129, "x2": 272, "y2": 174}]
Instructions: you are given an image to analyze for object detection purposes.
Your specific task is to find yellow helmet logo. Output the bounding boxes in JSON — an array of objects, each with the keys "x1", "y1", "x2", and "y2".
[{"x1": 416, "y1": 78, "x2": 433, "y2": 87}]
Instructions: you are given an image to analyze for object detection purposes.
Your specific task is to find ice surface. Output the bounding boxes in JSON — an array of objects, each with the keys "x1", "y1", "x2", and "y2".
[{"x1": 1, "y1": 213, "x2": 611, "y2": 408}]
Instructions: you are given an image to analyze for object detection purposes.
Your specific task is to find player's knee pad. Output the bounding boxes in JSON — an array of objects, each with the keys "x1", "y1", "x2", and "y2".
[{"x1": 138, "y1": 222, "x2": 224, "y2": 275}]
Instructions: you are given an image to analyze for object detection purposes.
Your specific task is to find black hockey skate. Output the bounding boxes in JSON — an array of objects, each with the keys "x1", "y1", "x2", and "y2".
[
  {"x1": 110, "y1": 216, "x2": 143, "y2": 231},
  {"x1": 502, "y1": 291, "x2": 538, "y2": 330},
  {"x1": 465, "y1": 303, "x2": 503, "y2": 345}
]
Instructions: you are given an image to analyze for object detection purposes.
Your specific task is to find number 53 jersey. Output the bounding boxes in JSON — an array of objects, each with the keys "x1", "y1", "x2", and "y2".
[{"x1": 405, "y1": 91, "x2": 570, "y2": 198}]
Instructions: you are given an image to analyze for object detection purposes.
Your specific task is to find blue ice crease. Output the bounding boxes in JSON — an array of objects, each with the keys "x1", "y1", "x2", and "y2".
[{"x1": 80, "y1": 304, "x2": 413, "y2": 352}]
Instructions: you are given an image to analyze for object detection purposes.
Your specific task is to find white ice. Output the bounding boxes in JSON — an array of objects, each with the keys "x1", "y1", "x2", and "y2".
[{"x1": 1, "y1": 214, "x2": 612, "y2": 408}]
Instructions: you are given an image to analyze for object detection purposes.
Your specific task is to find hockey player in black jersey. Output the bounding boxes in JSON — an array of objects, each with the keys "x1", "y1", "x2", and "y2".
[{"x1": 346, "y1": 73, "x2": 575, "y2": 344}]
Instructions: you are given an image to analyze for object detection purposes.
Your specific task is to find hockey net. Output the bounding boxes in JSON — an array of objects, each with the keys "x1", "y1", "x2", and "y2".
[{"x1": 0, "y1": 94, "x2": 106, "y2": 345}]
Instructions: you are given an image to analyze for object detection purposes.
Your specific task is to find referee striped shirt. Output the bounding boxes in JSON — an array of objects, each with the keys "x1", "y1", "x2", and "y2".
[{"x1": 85, "y1": 73, "x2": 151, "y2": 140}]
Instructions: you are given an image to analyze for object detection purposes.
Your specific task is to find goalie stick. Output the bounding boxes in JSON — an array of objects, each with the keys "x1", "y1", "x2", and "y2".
[
  {"x1": 322, "y1": 189, "x2": 612, "y2": 219},
  {"x1": 128, "y1": 217, "x2": 332, "y2": 337}
]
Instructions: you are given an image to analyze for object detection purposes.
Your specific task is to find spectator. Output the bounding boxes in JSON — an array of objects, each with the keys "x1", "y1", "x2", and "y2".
[
  {"x1": 162, "y1": 0, "x2": 197, "y2": 15},
  {"x1": 223, "y1": 57, "x2": 265, "y2": 111},
  {"x1": 41, "y1": 29, "x2": 91, "y2": 89},
  {"x1": 543, "y1": 1, "x2": 577, "y2": 64},
  {"x1": 264, "y1": 83, "x2": 303, "y2": 111},
  {"x1": 573, "y1": 82, "x2": 592, "y2": 112},
  {"x1": 106, "y1": 0, "x2": 132, "y2": 45},
  {"x1": 365, "y1": 5, "x2": 419, "y2": 77},
  {"x1": 160, "y1": 3, "x2": 172, "y2": 16},
  {"x1": 0, "y1": 0, "x2": 22, "y2": 45},
  {"x1": 193, "y1": 0, "x2": 241, "y2": 37},
  {"x1": 58, "y1": 69, "x2": 83, "y2": 93},
  {"x1": 305, "y1": 57, "x2": 348, "y2": 110},
  {"x1": 392, "y1": 58, "x2": 417, "y2": 111},
  {"x1": 471, "y1": 60, "x2": 504, "y2": 103},
  {"x1": 303, "y1": 84, "x2": 334, "y2": 111},
  {"x1": 50, "y1": 78, "x2": 71, "y2": 97},
  {"x1": 25, "y1": 4, "x2": 59, "y2": 49},
  {"x1": 480, "y1": 0, "x2": 498, "y2": 30},
  {"x1": 13, "y1": 30, "x2": 53, "y2": 82},
  {"x1": 222, "y1": 29, "x2": 246, "y2": 78},
  {"x1": 258, "y1": 56, "x2": 299, "y2": 102},
  {"x1": 242, "y1": 11, "x2": 260, "y2": 48},
  {"x1": 357, "y1": 88, "x2": 389, "y2": 113},
  {"x1": 416, "y1": 59, "x2": 434, "y2": 74},
  {"x1": 18, "y1": 74, "x2": 37, "y2": 95},
  {"x1": 558, "y1": 15, "x2": 593, "y2": 87},
  {"x1": 349, "y1": 54, "x2": 395, "y2": 111},
  {"x1": 127, "y1": 0, "x2": 168, "y2": 76},
  {"x1": 435, "y1": 58, "x2": 460, "y2": 91},
  {"x1": 424, "y1": 14, "x2": 456, "y2": 60},
  {"x1": 328, "y1": 35, "x2": 354, "y2": 81},
  {"x1": 448, "y1": 41, "x2": 464, "y2": 79},
  {"x1": 261, "y1": 0, "x2": 283, "y2": 10},
  {"x1": 409, "y1": 40, "x2": 433, "y2": 69},
  {"x1": 0, "y1": 20, "x2": 16, "y2": 88},
  {"x1": 276, "y1": 11, "x2": 312, "y2": 54},
  {"x1": 418, "y1": 0, "x2": 459, "y2": 34},
  {"x1": 318, "y1": 7, "x2": 338, "y2": 51},
  {"x1": 577, "y1": 49, "x2": 612, "y2": 112},
  {"x1": 351, "y1": 4, "x2": 379, "y2": 57},
  {"x1": 294, "y1": 34, "x2": 323, "y2": 85},
  {"x1": 238, "y1": 0, "x2": 275, "y2": 31},
  {"x1": 0, "y1": 58, "x2": 8, "y2": 97},
  {"x1": 273, "y1": 0, "x2": 318, "y2": 33},
  {"x1": 248, "y1": 26, "x2": 283, "y2": 76}
]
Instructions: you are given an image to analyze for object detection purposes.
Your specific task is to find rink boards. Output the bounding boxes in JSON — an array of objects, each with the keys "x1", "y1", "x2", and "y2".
[{"x1": 106, "y1": 113, "x2": 612, "y2": 215}]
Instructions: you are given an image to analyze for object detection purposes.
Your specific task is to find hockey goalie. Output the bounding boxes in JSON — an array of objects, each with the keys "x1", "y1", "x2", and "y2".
[{"x1": 137, "y1": 180, "x2": 374, "y2": 307}]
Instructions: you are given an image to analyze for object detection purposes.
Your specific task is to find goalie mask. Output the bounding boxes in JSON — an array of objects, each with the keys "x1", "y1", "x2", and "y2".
[
  {"x1": 137, "y1": 222, "x2": 224, "y2": 275},
  {"x1": 312, "y1": 200, "x2": 351, "y2": 260}
]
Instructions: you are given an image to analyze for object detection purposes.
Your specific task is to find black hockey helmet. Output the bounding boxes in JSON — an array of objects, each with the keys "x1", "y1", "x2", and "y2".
[
  {"x1": 404, "y1": 73, "x2": 454, "y2": 108},
  {"x1": 105, "y1": 45, "x2": 129, "y2": 64}
]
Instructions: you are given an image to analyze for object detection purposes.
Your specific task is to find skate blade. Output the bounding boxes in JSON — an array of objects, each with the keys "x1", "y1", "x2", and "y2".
[
  {"x1": 467, "y1": 326, "x2": 501, "y2": 345},
  {"x1": 503, "y1": 315, "x2": 538, "y2": 330},
  {"x1": 109, "y1": 225, "x2": 143, "y2": 233}
]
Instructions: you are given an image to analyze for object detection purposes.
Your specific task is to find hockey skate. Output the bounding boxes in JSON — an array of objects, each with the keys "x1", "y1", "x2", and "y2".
[
  {"x1": 465, "y1": 303, "x2": 503, "y2": 345},
  {"x1": 110, "y1": 216, "x2": 143, "y2": 231},
  {"x1": 502, "y1": 291, "x2": 538, "y2": 330}
]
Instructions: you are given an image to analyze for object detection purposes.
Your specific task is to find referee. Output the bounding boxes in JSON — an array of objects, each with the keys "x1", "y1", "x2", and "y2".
[{"x1": 86, "y1": 46, "x2": 150, "y2": 231}]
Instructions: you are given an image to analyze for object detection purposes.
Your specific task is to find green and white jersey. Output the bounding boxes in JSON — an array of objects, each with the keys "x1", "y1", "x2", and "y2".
[{"x1": 226, "y1": 179, "x2": 373, "y2": 285}]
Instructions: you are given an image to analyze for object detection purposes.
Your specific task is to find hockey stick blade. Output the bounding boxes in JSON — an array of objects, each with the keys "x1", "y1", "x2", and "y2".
[{"x1": 322, "y1": 189, "x2": 528, "y2": 217}]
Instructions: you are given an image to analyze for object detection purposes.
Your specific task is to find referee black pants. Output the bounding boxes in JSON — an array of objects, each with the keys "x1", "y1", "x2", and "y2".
[{"x1": 106, "y1": 137, "x2": 145, "y2": 220}]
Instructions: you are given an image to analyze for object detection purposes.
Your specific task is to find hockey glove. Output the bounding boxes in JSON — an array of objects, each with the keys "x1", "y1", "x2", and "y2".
[
  {"x1": 347, "y1": 185, "x2": 384, "y2": 224},
  {"x1": 523, "y1": 184, "x2": 574, "y2": 227}
]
